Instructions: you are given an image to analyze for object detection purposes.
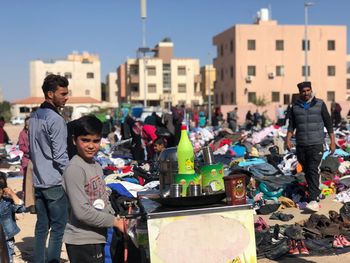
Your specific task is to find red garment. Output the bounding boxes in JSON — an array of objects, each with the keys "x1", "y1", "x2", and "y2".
[
  {"x1": 0, "y1": 121, "x2": 5, "y2": 143},
  {"x1": 142, "y1": 125, "x2": 158, "y2": 160},
  {"x1": 18, "y1": 128, "x2": 30, "y2": 173},
  {"x1": 218, "y1": 138, "x2": 232, "y2": 148},
  {"x1": 142, "y1": 125, "x2": 157, "y2": 142}
]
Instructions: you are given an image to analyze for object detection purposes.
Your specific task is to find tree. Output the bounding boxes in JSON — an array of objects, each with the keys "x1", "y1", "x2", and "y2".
[
  {"x1": 0, "y1": 101, "x2": 12, "y2": 121},
  {"x1": 252, "y1": 95, "x2": 269, "y2": 107}
]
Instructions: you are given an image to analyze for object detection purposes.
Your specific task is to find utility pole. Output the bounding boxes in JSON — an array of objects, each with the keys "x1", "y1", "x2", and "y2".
[
  {"x1": 207, "y1": 55, "x2": 212, "y2": 126},
  {"x1": 304, "y1": 2, "x2": 314, "y2": 81},
  {"x1": 140, "y1": 0, "x2": 148, "y2": 107}
]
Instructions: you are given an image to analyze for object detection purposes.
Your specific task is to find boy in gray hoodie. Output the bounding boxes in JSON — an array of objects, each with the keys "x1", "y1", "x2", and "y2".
[{"x1": 62, "y1": 115, "x2": 126, "y2": 263}]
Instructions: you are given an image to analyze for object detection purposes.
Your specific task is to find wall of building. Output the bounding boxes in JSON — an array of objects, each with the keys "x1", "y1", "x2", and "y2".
[
  {"x1": 213, "y1": 20, "x2": 347, "y2": 109},
  {"x1": 200, "y1": 64, "x2": 216, "y2": 102},
  {"x1": 105, "y1": 72, "x2": 118, "y2": 106},
  {"x1": 30, "y1": 52, "x2": 101, "y2": 100},
  {"x1": 118, "y1": 41, "x2": 203, "y2": 107}
]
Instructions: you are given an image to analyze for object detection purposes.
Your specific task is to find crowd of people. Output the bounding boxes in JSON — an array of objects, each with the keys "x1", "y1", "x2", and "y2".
[{"x1": 0, "y1": 74, "x2": 350, "y2": 262}]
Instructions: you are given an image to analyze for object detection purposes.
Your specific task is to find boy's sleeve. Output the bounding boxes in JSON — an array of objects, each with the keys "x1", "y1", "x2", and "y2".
[
  {"x1": 11, "y1": 200, "x2": 26, "y2": 213},
  {"x1": 63, "y1": 165, "x2": 115, "y2": 228}
]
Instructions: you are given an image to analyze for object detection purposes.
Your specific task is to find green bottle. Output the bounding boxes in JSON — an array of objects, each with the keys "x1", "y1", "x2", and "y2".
[{"x1": 177, "y1": 123, "x2": 195, "y2": 174}]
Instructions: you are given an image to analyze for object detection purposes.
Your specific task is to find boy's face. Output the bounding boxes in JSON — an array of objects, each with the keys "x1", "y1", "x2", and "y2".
[
  {"x1": 74, "y1": 134, "x2": 101, "y2": 162},
  {"x1": 154, "y1": 143, "x2": 164, "y2": 153}
]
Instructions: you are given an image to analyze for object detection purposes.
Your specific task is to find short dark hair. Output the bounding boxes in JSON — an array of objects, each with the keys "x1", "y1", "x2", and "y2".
[
  {"x1": 0, "y1": 172, "x2": 7, "y2": 189},
  {"x1": 73, "y1": 115, "x2": 103, "y2": 137},
  {"x1": 154, "y1": 137, "x2": 166, "y2": 146},
  {"x1": 42, "y1": 74, "x2": 69, "y2": 97}
]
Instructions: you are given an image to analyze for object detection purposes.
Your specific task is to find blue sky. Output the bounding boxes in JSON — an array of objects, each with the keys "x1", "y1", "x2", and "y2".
[{"x1": 1, "y1": 0, "x2": 349, "y2": 101}]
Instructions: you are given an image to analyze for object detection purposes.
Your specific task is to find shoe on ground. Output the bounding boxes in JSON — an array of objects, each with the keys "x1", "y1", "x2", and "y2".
[
  {"x1": 288, "y1": 240, "x2": 299, "y2": 255},
  {"x1": 333, "y1": 236, "x2": 344, "y2": 248},
  {"x1": 305, "y1": 201, "x2": 320, "y2": 212},
  {"x1": 26, "y1": 205, "x2": 36, "y2": 214},
  {"x1": 297, "y1": 240, "x2": 309, "y2": 255},
  {"x1": 338, "y1": 235, "x2": 350, "y2": 247}
]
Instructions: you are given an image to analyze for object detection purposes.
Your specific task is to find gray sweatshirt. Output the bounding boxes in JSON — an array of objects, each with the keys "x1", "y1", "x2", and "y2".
[{"x1": 63, "y1": 155, "x2": 115, "y2": 245}]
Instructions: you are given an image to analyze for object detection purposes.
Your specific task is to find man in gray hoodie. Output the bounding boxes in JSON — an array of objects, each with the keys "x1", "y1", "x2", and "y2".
[{"x1": 29, "y1": 74, "x2": 69, "y2": 263}]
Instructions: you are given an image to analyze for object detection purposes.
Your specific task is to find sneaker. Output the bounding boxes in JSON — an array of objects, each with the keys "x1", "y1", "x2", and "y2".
[
  {"x1": 305, "y1": 201, "x2": 320, "y2": 212},
  {"x1": 288, "y1": 240, "x2": 299, "y2": 255},
  {"x1": 333, "y1": 236, "x2": 344, "y2": 248},
  {"x1": 297, "y1": 240, "x2": 309, "y2": 255},
  {"x1": 338, "y1": 235, "x2": 350, "y2": 247},
  {"x1": 26, "y1": 205, "x2": 36, "y2": 214}
]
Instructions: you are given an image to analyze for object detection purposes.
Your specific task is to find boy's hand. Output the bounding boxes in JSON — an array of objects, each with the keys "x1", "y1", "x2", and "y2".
[
  {"x1": 3, "y1": 187, "x2": 22, "y2": 204},
  {"x1": 3, "y1": 187, "x2": 16, "y2": 198},
  {"x1": 113, "y1": 217, "x2": 128, "y2": 233}
]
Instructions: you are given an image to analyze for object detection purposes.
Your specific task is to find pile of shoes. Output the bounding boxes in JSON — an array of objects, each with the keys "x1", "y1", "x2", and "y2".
[
  {"x1": 332, "y1": 235, "x2": 350, "y2": 248},
  {"x1": 288, "y1": 239, "x2": 309, "y2": 255}
]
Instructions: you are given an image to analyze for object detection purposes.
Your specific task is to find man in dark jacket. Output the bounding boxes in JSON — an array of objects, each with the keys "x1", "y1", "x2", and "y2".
[{"x1": 286, "y1": 81, "x2": 335, "y2": 212}]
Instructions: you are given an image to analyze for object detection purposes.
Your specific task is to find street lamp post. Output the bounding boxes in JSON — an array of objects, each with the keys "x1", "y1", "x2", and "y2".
[
  {"x1": 207, "y1": 61, "x2": 212, "y2": 126},
  {"x1": 138, "y1": 47, "x2": 151, "y2": 108},
  {"x1": 304, "y1": 2, "x2": 314, "y2": 81},
  {"x1": 140, "y1": 0, "x2": 148, "y2": 107}
]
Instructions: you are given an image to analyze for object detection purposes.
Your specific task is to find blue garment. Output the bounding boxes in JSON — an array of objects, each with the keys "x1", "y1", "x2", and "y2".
[
  {"x1": 322, "y1": 149, "x2": 350, "y2": 159},
  {"x1": 238, "y1": 158, "x2": 266, "y2": 167},
  {"x1": 29, "y1": 102, "x2": 69, "y2": 188},
  {"x1": 107, "y1": 183, "x2": 134, "y2": 198},
  {"x1": 247, "y1": 163, "x2": 279, "y2": 177},
  {"x1": 303, "y1": 101, "x2": 311, "y2": 110},
  {"x1": 199, "y1": 111, "x2": 206, "y2": 127},
  {"x1": 231, "y1": 144, "x2": 246, "y2": 157},
  {"x1": 0, "y1": 198, "x2": 26, "y2": 240},
  {"x1": 0, "y1": 197, "x2": 25, "y2": 263},
  {"x1": 34, "y1": 186, "x2": 68, "y2": 263}
]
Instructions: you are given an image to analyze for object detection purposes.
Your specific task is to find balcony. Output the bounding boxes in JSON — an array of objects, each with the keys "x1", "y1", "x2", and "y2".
[
  {"x1": 131, "y1": 91, "x2": 140, "y2": 98},
  {"x1": 129, "y1": 74, "x2": 139, "y2": 84},
  {"x1": 194, "y1": 74, "x2": 202, "y2": 83}
]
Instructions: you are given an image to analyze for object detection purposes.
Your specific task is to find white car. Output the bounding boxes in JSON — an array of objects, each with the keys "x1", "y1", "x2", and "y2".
[{"x1": 10, "y1": 116, "x2": 25, "y2": 125}]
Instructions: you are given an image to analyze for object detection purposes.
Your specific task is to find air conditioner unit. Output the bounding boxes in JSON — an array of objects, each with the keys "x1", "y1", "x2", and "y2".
[
  {"x1": 246, "y1": 75, "x2": 253, "y2": 82},
  {"x1": 268, "y1": 72, "x2": 275, "y2": 79}
]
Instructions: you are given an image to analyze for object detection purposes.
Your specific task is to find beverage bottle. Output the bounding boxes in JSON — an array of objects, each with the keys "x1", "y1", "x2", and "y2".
[{"x1": 177, "y1": 123, "x2": 195, "y2": 174}]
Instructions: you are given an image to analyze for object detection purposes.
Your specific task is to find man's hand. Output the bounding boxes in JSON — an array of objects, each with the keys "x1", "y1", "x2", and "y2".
[
  {"x1": 286, "y1": 139, "x2": 294, "y2": 151},
  {"x1": 329, "y1": 133, "x2": 336, "y2": 155},
  {"x1": 285, "y1": 131, "x2": 294, "y2": 151},
  {"x1": 329, "y1": 141, "x2": 336, "y2": 154}
]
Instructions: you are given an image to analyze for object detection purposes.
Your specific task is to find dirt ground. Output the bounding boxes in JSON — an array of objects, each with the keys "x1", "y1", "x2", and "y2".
[{"x1": 4, "y1": 124, "x2": 350, "y2": 262}]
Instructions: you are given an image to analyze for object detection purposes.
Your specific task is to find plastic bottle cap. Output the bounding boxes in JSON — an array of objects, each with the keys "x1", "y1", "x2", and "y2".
[{"x1": 181, "y1": 124, "x2": 187, "y2": 130}]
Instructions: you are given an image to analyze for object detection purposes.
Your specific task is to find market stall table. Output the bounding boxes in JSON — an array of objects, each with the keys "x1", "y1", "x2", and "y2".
[{"x1": 138, "y1": 195, "x2": 257, "y2": 263}]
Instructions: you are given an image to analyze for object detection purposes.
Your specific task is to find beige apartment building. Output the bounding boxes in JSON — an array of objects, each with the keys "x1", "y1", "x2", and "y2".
[
  {"x1": 12, "y1": 52, "x2": 103, "y2": 119},
  {"x1": 347, "y1": 55, "x2": 350, "y2": 100},
  {"x1": 30, "y1": 52, "x2": 101, "y2": 100},
  {"x1": 200, "y1": 65, "x2": 216, "y2": 103},
  {"x1": 105, "y1": 72, "x2": 118, "y2": 107},
  {"x1": 213, "y1": 9, "x2": 347, "y2": 112},
  {"x1": 117, "y1": 39, "x2": 203, "y2": 108}
]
